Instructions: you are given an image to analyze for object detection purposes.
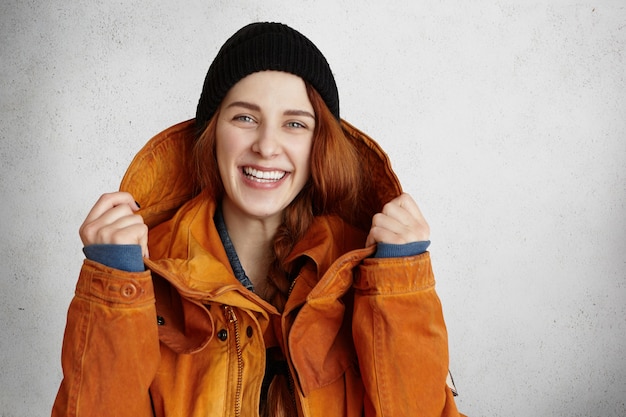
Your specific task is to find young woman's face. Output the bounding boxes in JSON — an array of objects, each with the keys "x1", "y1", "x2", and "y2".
[{"x1": 216, "y1": 71, "x2": 315, "y2": 223}]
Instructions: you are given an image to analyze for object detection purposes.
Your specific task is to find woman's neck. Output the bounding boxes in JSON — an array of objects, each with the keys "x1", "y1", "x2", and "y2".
[{"x1": 220, "y1": 199, "x2": 280, "y2": 298}]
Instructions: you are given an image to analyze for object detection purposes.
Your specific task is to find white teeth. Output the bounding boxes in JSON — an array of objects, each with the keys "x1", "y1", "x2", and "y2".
[{"x1": 243, "y1": 167, "x2": 286, "y2": 181}]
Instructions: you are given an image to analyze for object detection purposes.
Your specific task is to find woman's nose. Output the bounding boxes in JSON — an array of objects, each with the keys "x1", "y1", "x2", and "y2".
[{"x1": 251, "y1": 125, "x2": 280, "y2": 158}]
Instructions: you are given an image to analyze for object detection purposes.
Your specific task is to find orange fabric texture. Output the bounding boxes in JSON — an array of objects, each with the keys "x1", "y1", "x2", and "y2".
[{"x1": 53, "y1": 119, "x2": 464, "y2": 417}]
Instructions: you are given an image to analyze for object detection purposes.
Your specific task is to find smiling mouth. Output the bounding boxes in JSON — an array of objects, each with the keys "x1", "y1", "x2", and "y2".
[{"x1": 243, "y1": 167, "x2": 287, "y2": 183}]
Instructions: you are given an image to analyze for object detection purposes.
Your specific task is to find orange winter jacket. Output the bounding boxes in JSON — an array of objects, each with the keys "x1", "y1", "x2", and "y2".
[{"x1": 52, "y1": 119, "x2": 463, "y2": 417}]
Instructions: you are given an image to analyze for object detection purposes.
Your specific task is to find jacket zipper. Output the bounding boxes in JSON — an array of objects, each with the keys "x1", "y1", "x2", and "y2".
[{"x1": 224, "y1": 305, "x2": 243, "y2": 417}]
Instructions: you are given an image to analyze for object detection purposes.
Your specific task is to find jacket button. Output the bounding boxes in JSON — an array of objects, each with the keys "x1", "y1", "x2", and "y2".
[
  {"x1": 120, "y1": 283, "x2": 137, "y2": 298},
  {"x1": 246, "y1": 326, "x2": 253, "y2": 338},
  {"x1": 156, "y1": 315, "x2": 165, "y2": 326},
  {"x1": 217, "y1": 329, "x2": 228, "y2": 341}
]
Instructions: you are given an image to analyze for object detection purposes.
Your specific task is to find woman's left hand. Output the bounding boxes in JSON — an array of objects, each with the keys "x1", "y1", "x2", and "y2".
[{"x1": 365, "y1": 193, "x2": 430, "y2": 247}]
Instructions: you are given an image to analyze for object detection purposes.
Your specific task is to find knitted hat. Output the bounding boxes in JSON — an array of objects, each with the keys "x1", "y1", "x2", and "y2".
[{"x1": 195, "y1": 22, "x2": 340, "y2": 131}]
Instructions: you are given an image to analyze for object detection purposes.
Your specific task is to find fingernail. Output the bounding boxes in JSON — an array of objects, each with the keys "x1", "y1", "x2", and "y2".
[{"x1": 135, "y1": 201, "x2": 141, "y2": 209}]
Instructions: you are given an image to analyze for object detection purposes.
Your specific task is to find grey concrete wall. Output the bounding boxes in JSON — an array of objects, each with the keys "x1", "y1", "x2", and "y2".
[{"x1": 1, "y1": 1, "x2": 625, "y2": 416}]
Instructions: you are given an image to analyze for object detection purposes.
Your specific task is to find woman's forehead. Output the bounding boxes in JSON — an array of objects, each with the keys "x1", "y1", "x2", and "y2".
[{"x1": 222, "y1": 71, "x2": 313, "y2": 112}]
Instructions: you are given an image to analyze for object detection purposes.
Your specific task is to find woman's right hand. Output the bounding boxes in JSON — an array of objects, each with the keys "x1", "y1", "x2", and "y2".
[{"x1": 79, "y1": 192, "x2": 149, "y2": 258}]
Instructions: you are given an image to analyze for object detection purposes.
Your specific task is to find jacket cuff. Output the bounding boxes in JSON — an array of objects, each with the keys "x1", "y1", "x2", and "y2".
[
  {"x1": 76, "y1": 259, "x2": 154, "y2": 307},
  {"x1": 355, "y1": 252, "x2": 434, "y2": 294}
]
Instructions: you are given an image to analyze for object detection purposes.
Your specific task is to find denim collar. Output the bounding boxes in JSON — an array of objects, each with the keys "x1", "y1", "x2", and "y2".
[{"x1": 214, "y1": 205, "x2": 255, "y2": 292}]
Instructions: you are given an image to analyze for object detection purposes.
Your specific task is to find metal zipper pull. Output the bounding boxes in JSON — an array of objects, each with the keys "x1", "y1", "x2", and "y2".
[{"x1": 225, "y1": 304, "x2": 238, "y2": 324}]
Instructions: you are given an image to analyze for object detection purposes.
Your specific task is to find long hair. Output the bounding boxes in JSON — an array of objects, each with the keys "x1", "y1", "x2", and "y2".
[{"x1": 193, "y1": 82, "x2": 362, "y2": 306}]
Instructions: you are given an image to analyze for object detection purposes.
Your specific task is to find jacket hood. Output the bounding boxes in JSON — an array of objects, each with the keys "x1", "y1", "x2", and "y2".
[{"x1": 120, "y1": 118, "x2": 402, "y2": 232}]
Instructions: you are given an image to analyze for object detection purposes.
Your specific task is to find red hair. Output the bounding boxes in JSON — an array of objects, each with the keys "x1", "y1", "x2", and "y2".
[{"x1": 193, "y1": 83, "x2": 362, "y2": 306}]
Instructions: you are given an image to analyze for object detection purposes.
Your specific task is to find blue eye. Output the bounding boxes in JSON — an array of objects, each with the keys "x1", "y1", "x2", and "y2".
[
  {"x1": 235, "y1": 115, "x2": 255, "y2": 123},
  {"x1": 286, "y1": 121, "x2": 305, "y2": 129}
]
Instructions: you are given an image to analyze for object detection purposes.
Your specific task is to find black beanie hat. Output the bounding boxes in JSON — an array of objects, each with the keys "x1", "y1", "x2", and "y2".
[{"x1": 195, "y1": 22, "x2": 340, "y2": 131}]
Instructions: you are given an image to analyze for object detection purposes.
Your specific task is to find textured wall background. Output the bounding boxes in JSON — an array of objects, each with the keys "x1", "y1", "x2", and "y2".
[{"x1": 1, "y1": 1, "x2": 625, "y2": 416}]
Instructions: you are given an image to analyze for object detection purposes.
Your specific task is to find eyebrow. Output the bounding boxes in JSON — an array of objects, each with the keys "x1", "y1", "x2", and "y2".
[
  {"x1": 284, "y1": 109, "x2": 315, "y2": 120},
  {"x1": 226, "y1": 101, "x2": 315, "y2": 120}
]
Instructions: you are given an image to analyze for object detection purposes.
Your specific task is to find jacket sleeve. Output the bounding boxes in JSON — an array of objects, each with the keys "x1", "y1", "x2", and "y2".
[
  {"x1": 352, "y1": 252, "x2": 461, "y2": 417},
  {"x1": 52, "y1": 260, "x2": 160, "y2": 417}
]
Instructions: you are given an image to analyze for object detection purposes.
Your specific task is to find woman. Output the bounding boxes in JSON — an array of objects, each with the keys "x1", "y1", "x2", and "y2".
[{"x1": 53, "y1": 22, "x2": 463, "y2": 417}]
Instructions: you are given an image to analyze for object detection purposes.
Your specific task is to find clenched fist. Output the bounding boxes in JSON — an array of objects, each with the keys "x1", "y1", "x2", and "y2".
[
  {"x1": 79, "y1": 192, "x2": 149, "y2": 258},
  {"x1": 366, "y1": 193, "x2": 430, "y2": 248}
]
